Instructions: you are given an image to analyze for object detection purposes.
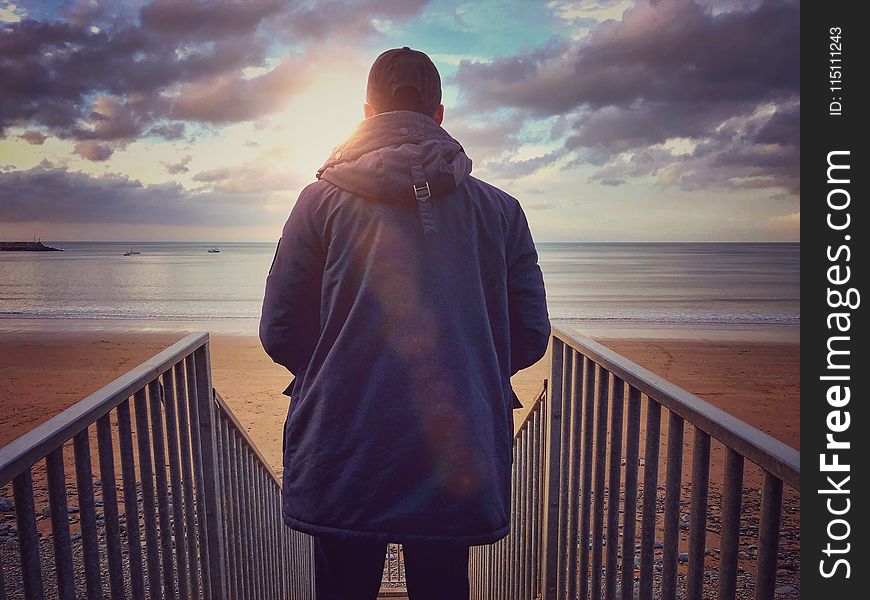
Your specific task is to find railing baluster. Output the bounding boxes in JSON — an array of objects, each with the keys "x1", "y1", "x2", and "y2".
[
  {"x1": 660, "y1": 411, "x2": 685, "y2": 600},
  {"x1": 686, "y1": 428, "x2": 711, "y2": 600},
  {"x1": 509, "y1": 439, "x2": 518, "y2": 599},
  {"x1": 531, "y1": 404, "x2": 542, "y2": 598},
  {"x1": 280, "y1": 484, "x2": 289, "y2": 600},
  {"x1": 245, "y1": 437, "x2": 256, "y2": 600},
  {"x1": 175, "y1": 360, "x2": 202, "y2": 600},
  {"x1": 590, "y1": 366, "x2": 611, "y2": 599},
  {"x1": 522, "y1": 424, "x2": 531, "y2": 599},
  {"x1": 213, "y1": 413, "x2": 228, "y2": 597},
  {"x1": 258, "y1": 462, "x2": 269, "y2": 600},
  {"x1": 498, "y1": 496, "x2": 504, "y2": 599},
  {"x1": 228, "y1": 431, "x2": 244, "y2": 600},
  {"x1": 243, "y1": 438, "x2": 256, "y2": 600},
  {"x1": 541, "y1": 337, "x2": 564, "y2": 600},
  {"x1": 511, "y1": 428, "x2": 519, "y2": 600},
  {"x1": 291, "y1": 531, "x2": 298, "y2": 599},
  {"x1": 718, "y1": 448, "x2": 744, "y2": 600},
  {"x1": 488, "y1": 538, "x2": 495, "y2": 600},
  {"x1": 73, "y1": 429, "x2": 103, "y2": 599},
  {"x1": 605, "y1": 376, "x2": 625, "y2": 600},
  {"x1": 193, "y1": 344, "x2": 228, "y2": 599},
  {"x1": 492, "y1": 453, "x2": 501, "y2": 597},
  {"x1": 135, "y1": 387, "x2": 164, "y2": 600},
  {"x1": 525, "y1": 412, "x2": 537, "y2": 600},
  {"x1": 520, "y1": 428, "x2": 528, "y2": 598},
  {"x1": 239, "y1": 445, "x2": 251, "y2": 600},
  {"x1": 470, "y1": 546, "x2": 478, "y2": 599},
  {"x1": 13, "y1": 469, "x2": 45, "y2": 600},
  {"x1": 565, "y1": 354, "x2": 583, "y2": 600},
  {"x1": 247, "y1": 451, "x2": 262, "y2": 600},
  {"x1": 292, "y1": 530, "x2": 298, "y2": 598},
  {"x1": 555, "y1": 346, "x2": 573, "y2": 600},
  {"x1": 96, "y1": 413, "x2": 126, "y2": 600},
  {"x1": 275, "y1": 484, "x2": 290, "y2": 598},
  {"x1": 271, "y1": 478, "x2": 281, "y2": 599},
  {"x1": 309, "y1": 533, "x2": 317, "y2": 600},
  {"x1": 272, "y1": 475, "x2": 282, "y2": 598},
  {"x1": 219, "y1": 414, "x2": 239, "y2": 600},
  {"x1": 46, "y1": 447, "x2": 76, "y2": 600},
  {"x1": 577, "y1": 356, "x2": 596, "y2": 600},
  {"x1": 263, "y1": 467, "x2": 271, "y2": 599},
  {"x1": 186, "y1": 353, "x2": 212, "y2": 599},
  {"x1": 0, "y1": 537, "x2": 7, "y2": 600},
  {"x1": 162, "y1": 368, "x2": 190, "y2": 600},
  {"x1": 620, "y1": 386, "x2": 642, "y2": 600},
  {"x1": 638, "y1": 399, "x2": 661, "y2": 600},
  {"x1": 149, "y1": 380, "x2": 177, "y2": 600},
  {"x1": 754, "y1": 472, "x2": 783, "y2": 600},
  {"x1": 117, "y1": 398, "x2": 147, "y2": 598},
  {"x1": 258, "y1": 465, "x2": 271, "y2": 600},
  {"x1": 249, "y1": 452, "x2": 260, "y2": 600}
]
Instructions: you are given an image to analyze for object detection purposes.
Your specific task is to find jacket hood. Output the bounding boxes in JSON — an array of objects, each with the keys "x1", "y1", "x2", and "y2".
[{"x1": 316, "y1": 111, "x2": 473, "y2": 207}]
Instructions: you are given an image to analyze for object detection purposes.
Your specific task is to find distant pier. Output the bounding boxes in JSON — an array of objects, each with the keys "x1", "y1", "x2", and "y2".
[{"x1": 0, "y1": 241, "x2": 63, "y2": 251}]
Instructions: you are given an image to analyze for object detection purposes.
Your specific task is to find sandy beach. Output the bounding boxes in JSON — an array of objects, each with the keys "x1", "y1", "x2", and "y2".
[
  {"x1": 0, "y1": 328, "x2": 799, "y2": 473},
  {"x1": 0, "y1": 326, "x2": 800, "y2": 596}
]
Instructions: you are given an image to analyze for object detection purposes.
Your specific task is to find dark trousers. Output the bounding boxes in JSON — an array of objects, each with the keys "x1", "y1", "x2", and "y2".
[{"x1": 313, "y1": 534, "x2": 471, "y2": 600}]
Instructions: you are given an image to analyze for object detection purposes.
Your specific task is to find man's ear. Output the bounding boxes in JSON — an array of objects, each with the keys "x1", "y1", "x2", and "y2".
[
  {"x1": 434, "y1": 104, "x2": 444, "y2": 125},
  {"x1": 364, "y1": 103, "x2": 376, "y2": 119}
]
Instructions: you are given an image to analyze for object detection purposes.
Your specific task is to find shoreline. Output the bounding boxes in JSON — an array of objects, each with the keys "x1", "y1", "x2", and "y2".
[{"x1": 0, "y1": 317, "x2": 800, "y2": 343}]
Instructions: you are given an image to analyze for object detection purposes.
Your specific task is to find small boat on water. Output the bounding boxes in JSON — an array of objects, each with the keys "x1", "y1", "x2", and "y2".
[
  {"x1": 123, "y1": 248, "x2": 141, "y2": 256},
  {"x1": 208, "y1": 247, "x2": 221, "y2": 253}
]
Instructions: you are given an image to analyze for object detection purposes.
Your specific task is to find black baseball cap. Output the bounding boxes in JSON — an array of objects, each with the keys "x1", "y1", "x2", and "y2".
[{"x1": 366, "y1": 47, "x2": 442, "y2": 116}]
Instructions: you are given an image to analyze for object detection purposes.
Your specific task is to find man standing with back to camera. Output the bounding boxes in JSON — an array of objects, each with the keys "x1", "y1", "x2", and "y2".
[{"x1": 260, "y1": 47, "x2": 550, "y2": 599}]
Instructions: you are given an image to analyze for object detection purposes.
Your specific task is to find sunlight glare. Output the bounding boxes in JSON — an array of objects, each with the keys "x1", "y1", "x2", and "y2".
[{"x1": 277, "y1": 71, "x2": 368, "y2": 179}]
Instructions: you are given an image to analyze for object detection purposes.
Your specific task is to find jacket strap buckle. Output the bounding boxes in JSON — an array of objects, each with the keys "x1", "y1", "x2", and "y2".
[{"x1": 413, "y1": 181, "x2": 431, "y2": 201}]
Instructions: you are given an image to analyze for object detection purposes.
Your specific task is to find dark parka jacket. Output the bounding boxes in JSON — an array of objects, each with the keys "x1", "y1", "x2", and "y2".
[{"x1": 260, "y1": 110, "x2": 549, "y2": 544}]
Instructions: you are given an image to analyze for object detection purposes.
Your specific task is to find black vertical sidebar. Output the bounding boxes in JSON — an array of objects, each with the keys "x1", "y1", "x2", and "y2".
[{"x1": 801, "y1": 2, "x2": 866, "y2": 598}]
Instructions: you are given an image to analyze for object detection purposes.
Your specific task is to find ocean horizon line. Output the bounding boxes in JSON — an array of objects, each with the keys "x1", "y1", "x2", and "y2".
[{"x1": 13, "y1": 239, "x2": 801, "y2": 245}]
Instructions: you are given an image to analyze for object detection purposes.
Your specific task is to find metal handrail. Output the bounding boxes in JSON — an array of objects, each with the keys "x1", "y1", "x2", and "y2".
[
  {"x1": 553, "y1": 327, "x2": 799, "y2": 489},
  {"x1": 0, "y1": 333, "x2": 315, "y2": 600},
  {"x1": 514, "y1": 384, "x2": 547, "y2": 440},
  {"x1": 0, "y1": 332, "x2": 208, "y2": 486},
  {"x1": 470, "y1": 324, "x2": 801, "y2": 600},
  {"x1": 215, "y1": 390, "x2": 281, "y2": 487}
]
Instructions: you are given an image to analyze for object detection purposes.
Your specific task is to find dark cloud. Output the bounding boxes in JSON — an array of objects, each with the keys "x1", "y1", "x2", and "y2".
[
  {"x1": 445, "y1": 118, "x2": 522, "y2": 160},
  {"x1": 140, "y1": 0, "x2": 283, "y2": 42},
  {"x1": 0, "y1": 15, "x2": 267, "y2": 140},
  {"x1": 170, "y1": 57, "x2": 314, "y2": 123},
  {"x1": 455, "y1": 0, "x2": 800, "y2": 196},
  {"x1": 147, "y1": 122, "x2": 186, "y2": 140},
  {"x1": 19, "y1": 130, "x2": 47, "y2": 145},
  {"x1": 162, "y1": 155, "x2": 192, "y2": 174},
  {"x1": 1, "y1": 0, "x2": 431, "y2": 143},
  {"x1": 0, "y1": 162, "x2": 274, "y2": 226},
  {"x1": 73, "y1": 141, "x2": 114, "y2": 161},
  {"x1": 275, "y1": 0, "x2": 430, "y2": 42},
  {"x1": 480, "y1": 149, "x2": 567, "y2": 180},
  {"x1": 458, "y1": 1, "x2": 798, "y2": 115}
]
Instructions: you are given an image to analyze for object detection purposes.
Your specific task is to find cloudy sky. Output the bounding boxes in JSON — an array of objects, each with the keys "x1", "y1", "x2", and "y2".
[{"x1": 0, "y1": 0, "x2": 799, "y2": 242}]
